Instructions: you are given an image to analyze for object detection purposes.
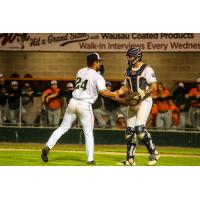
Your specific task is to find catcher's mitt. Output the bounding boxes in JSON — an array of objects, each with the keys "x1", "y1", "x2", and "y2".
[{"x1": 124, "y1": 91, "x2": 142, "y2": 107}]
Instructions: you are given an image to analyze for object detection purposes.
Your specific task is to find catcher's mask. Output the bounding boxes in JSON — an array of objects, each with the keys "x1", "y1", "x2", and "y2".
[{"x1": 126, "y1": 47, "x2": 143, "y2": 68}]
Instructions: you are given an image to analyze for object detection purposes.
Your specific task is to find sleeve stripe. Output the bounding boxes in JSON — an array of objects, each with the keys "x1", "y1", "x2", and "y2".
[{"x1": 99, "y1": 89, "x2": 107, "y2": 92}]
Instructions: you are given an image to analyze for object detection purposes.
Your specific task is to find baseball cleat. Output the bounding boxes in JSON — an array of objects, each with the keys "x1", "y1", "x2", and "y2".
[
  {"x1": 41, "y1": 146, "x2": 50, "y2": 162},
  {"x1": 121, "y1": 158, "x2": 136, "y2": 166},
  {"x1": 148, "y1": 152, "x2": 160, "y2": 166},
  {"x1": 87, "y1": 160, "x2": 96, "y2": 165}
]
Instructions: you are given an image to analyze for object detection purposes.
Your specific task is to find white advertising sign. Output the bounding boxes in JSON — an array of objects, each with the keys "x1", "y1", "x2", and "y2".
[{"x1": 0, "y1": 33, "x2": 200, "y2": 52}]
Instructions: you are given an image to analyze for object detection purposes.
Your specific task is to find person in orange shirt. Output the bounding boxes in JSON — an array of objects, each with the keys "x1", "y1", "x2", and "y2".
[
  {"x1": 169, "y1": 99, "x2": 180, "y2": 128},
  {"x1": 187, "y1": 78, "x2": 200, "y2": 130},
  {"x1": 152, "y1": 82, "x2": 172, "y2": 129},
  {"x1": 41, "y1": 80, "x2": 62, "y2": 126}
]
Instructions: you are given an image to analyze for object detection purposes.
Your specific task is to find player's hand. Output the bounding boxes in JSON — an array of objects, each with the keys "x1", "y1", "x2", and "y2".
[
  {"x1": 137, "y1": 88, "x2": 145, "y2": 98},
  {"x1": 113, "y1": 91, "x2": 119, "y2": 99}
]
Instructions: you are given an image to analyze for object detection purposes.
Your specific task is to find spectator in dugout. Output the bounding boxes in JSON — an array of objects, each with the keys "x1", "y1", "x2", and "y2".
[
  {"x1": 172, "y1": 82, "x2": 190, "y2": 130},
  {"x1": 115, "y1": 113, "x2": 126, "y2": 129},
  {"x1": 152, "y1": 82, "x2": 172, "y2": 129},
  {"x1": 41, "y1": 80, "x2": 62, "y2": 127},
  {"x1": 0, "y1": 73, "x2": 9, "y2": 125},
  {"x1": 102, "y1": 82, "x2": 121, "y2": 128},
  {"x1": 7, "y1": 81, "x2": 25, "y2": 124},
  {"x1": 93, "y1": 94, "x2": 108, "y2": 128},
  {"x1": 94, "y1": 82, "x2": 120, "y2": 128},
  {"x1": 64, "y1": 82, "x2": 74, "y2": 105},
  {"x1": 169, "y1": 99, "x2": 180, "y2": 128},
  {"x1": 187, "y1": 77, "x2": 200, "y2": 130},
  {"x1": 60, "y1": 82, "x2": 76, "y2": 127},
  {"x1": 21, "y1": 82, "x2": 35, "y2": 125},
  {"x1": 118, "y1": 81, "x2": 128, "y2": 119}
]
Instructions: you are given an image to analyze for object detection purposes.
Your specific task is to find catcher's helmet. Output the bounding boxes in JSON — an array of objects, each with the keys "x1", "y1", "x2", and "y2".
[
  {"x1": 126, "y1": 47, "x2": 143, "y2": 59},
  {"x1": 126, "y1": 47, "x2": 143, "y2": 67}
]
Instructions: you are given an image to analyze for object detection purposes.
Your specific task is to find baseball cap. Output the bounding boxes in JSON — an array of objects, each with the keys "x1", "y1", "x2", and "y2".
[
  {"x1": 24, "y1": 82, "x2": 31, "y2": 87},
  {"x1": 11, "y1": 81, "x2": 18, "y2": 86},
  {"x1": 196, "y1": 77, "x2": 200, "y2": 83},
  {"x1": 117, "y1": 114, "x2": 124, "y2": 118},
  {"x1": 106, "y1": 82, "x2": 112, "y2": 87},
  {"x1": 51, "y1": 80, "x2": 57, "y2": 85},
  {"x1": 87, "y1": 53, "x2": 103, "y2": 64},
  {"x1": 178, "y1": 82, "x2": 184, "y2": 87},
  {"x1": 67, "y1": 82, "x2": 74, "y2": 88},
  {"x1": 0, "y1": 73, "x2": 5, "y2": 78}
]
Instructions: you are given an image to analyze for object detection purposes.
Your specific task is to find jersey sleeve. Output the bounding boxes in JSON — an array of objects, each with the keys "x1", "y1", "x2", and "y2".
[
  {"x1": 96, "y1": 74, "x2": 107, "y2": 92},
  {"x1": 144, "y1": 66, "x2": 157, "y2": 84}
]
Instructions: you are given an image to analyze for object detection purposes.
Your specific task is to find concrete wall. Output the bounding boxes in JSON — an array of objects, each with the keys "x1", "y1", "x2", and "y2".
[{"x1": 0, "y1": 51, "x2": 200, "y2": 91}]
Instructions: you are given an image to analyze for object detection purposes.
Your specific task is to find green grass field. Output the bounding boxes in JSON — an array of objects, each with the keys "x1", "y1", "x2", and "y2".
[{"x1": 0, "y1": 142, "x2": 200, "y2": 166}]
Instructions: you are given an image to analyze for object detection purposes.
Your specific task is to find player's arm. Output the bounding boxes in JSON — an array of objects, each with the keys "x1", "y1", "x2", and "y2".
[
  {"x1": 116, "y1": 85, "x2": 129, "y2": 95},
  {"x1": 145, "y1": 82, "x2": 157, "y2": 96},
  {"x1": 110, "y1": 95, "x2": 128, "y2": 105},
  {"x1": 138, "y1": 66, "x2": 158, "y2": 98},
  {"x1": 100, "y1": 90, "x2": 119, "y2": 98},
  {"x1": 97, "y1": 75, "x2": 119, "y2": 98},
  {"x1": 137, "y1": 82, "x2": 157, "y2": 99}
]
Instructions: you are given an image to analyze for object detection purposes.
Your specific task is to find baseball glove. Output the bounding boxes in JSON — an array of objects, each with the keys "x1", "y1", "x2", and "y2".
[{"x1": 124, "y1": 91, "x2": 142, "y2": 107}]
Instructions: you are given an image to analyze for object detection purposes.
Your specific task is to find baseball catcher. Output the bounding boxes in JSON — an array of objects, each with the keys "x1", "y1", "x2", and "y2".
[{"x1": 113, "y1": 47, "x2": 159, "y2": 166}]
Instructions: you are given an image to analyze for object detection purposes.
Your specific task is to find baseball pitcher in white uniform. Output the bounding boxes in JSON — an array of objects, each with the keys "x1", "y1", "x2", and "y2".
[
  {"x1": 115, "y1": 47, "x2": 159, "y2": 166},
  {"x1": 41, "y1": 53, "x2": 118, "y2": 165}
]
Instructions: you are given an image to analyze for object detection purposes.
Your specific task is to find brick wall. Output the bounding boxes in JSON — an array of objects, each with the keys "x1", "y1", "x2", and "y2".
[{"x1": 0, "y1": 51, "x2": 200, "y2": 91}]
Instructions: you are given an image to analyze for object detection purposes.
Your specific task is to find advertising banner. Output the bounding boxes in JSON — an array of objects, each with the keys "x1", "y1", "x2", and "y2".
[{"x1": 0, "y1": 33, "x2": 200, "y2": 52}]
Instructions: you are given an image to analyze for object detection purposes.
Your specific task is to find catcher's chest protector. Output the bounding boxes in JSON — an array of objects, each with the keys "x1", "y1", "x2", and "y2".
[{"x1": 126, "y1": 64, "x2": 148, "y2": 92}]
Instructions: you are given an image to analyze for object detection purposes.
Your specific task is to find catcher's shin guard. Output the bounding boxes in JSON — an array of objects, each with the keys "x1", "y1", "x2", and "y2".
[
  {"x1": 125, "y1": 127, "x2": 137, "y2": 160},
  {"x1": 135, "y1": 125, "x2": 156, "y2": 155},
  {"x1": 143, "y1": 131, "x2": 156, "y2": 155}
]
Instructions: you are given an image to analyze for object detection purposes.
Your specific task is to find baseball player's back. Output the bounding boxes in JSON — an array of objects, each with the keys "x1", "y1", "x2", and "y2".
[
  {"x1": 41, "y1": 53, "x2": 118, "y2": 165},
  {"x1": 73, "y1": 67, "x2": 106, "y2": 104}
]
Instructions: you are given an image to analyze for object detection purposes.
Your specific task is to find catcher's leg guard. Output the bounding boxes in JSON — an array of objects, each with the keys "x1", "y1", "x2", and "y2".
[
  {"x1": 135, "y1": 125, "x2": 157, "y2": 155},
  {"x1": 125, "y1": 127, "x2": 137, "y2": 161}
]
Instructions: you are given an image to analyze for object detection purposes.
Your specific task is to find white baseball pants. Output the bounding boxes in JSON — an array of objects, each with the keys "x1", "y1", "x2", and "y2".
[
  {"x1": 46, "y1": 98, "x2": 94, "y2": 162},
  {"x1": 127, "y1": 97, "x2": 152, "y2": 127}
]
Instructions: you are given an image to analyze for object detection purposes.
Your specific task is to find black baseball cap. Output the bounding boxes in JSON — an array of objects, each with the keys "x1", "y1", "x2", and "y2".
[{"x1": 87, "y1": 53, "x2": 103, "y2": 65}]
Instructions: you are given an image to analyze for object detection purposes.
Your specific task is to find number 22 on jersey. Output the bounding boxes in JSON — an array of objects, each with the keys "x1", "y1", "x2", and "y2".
[{"x1": 75, "y1": 77, "x2": 88, "y2": 91}]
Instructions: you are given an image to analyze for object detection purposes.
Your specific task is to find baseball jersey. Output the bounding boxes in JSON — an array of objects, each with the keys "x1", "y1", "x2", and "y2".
[
  {"x1": 125, "y1": 65, "x2": 157, "y2": 92},
  {"x1": 72, "y1": 67, "x2": 107, "y2": 104}
]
